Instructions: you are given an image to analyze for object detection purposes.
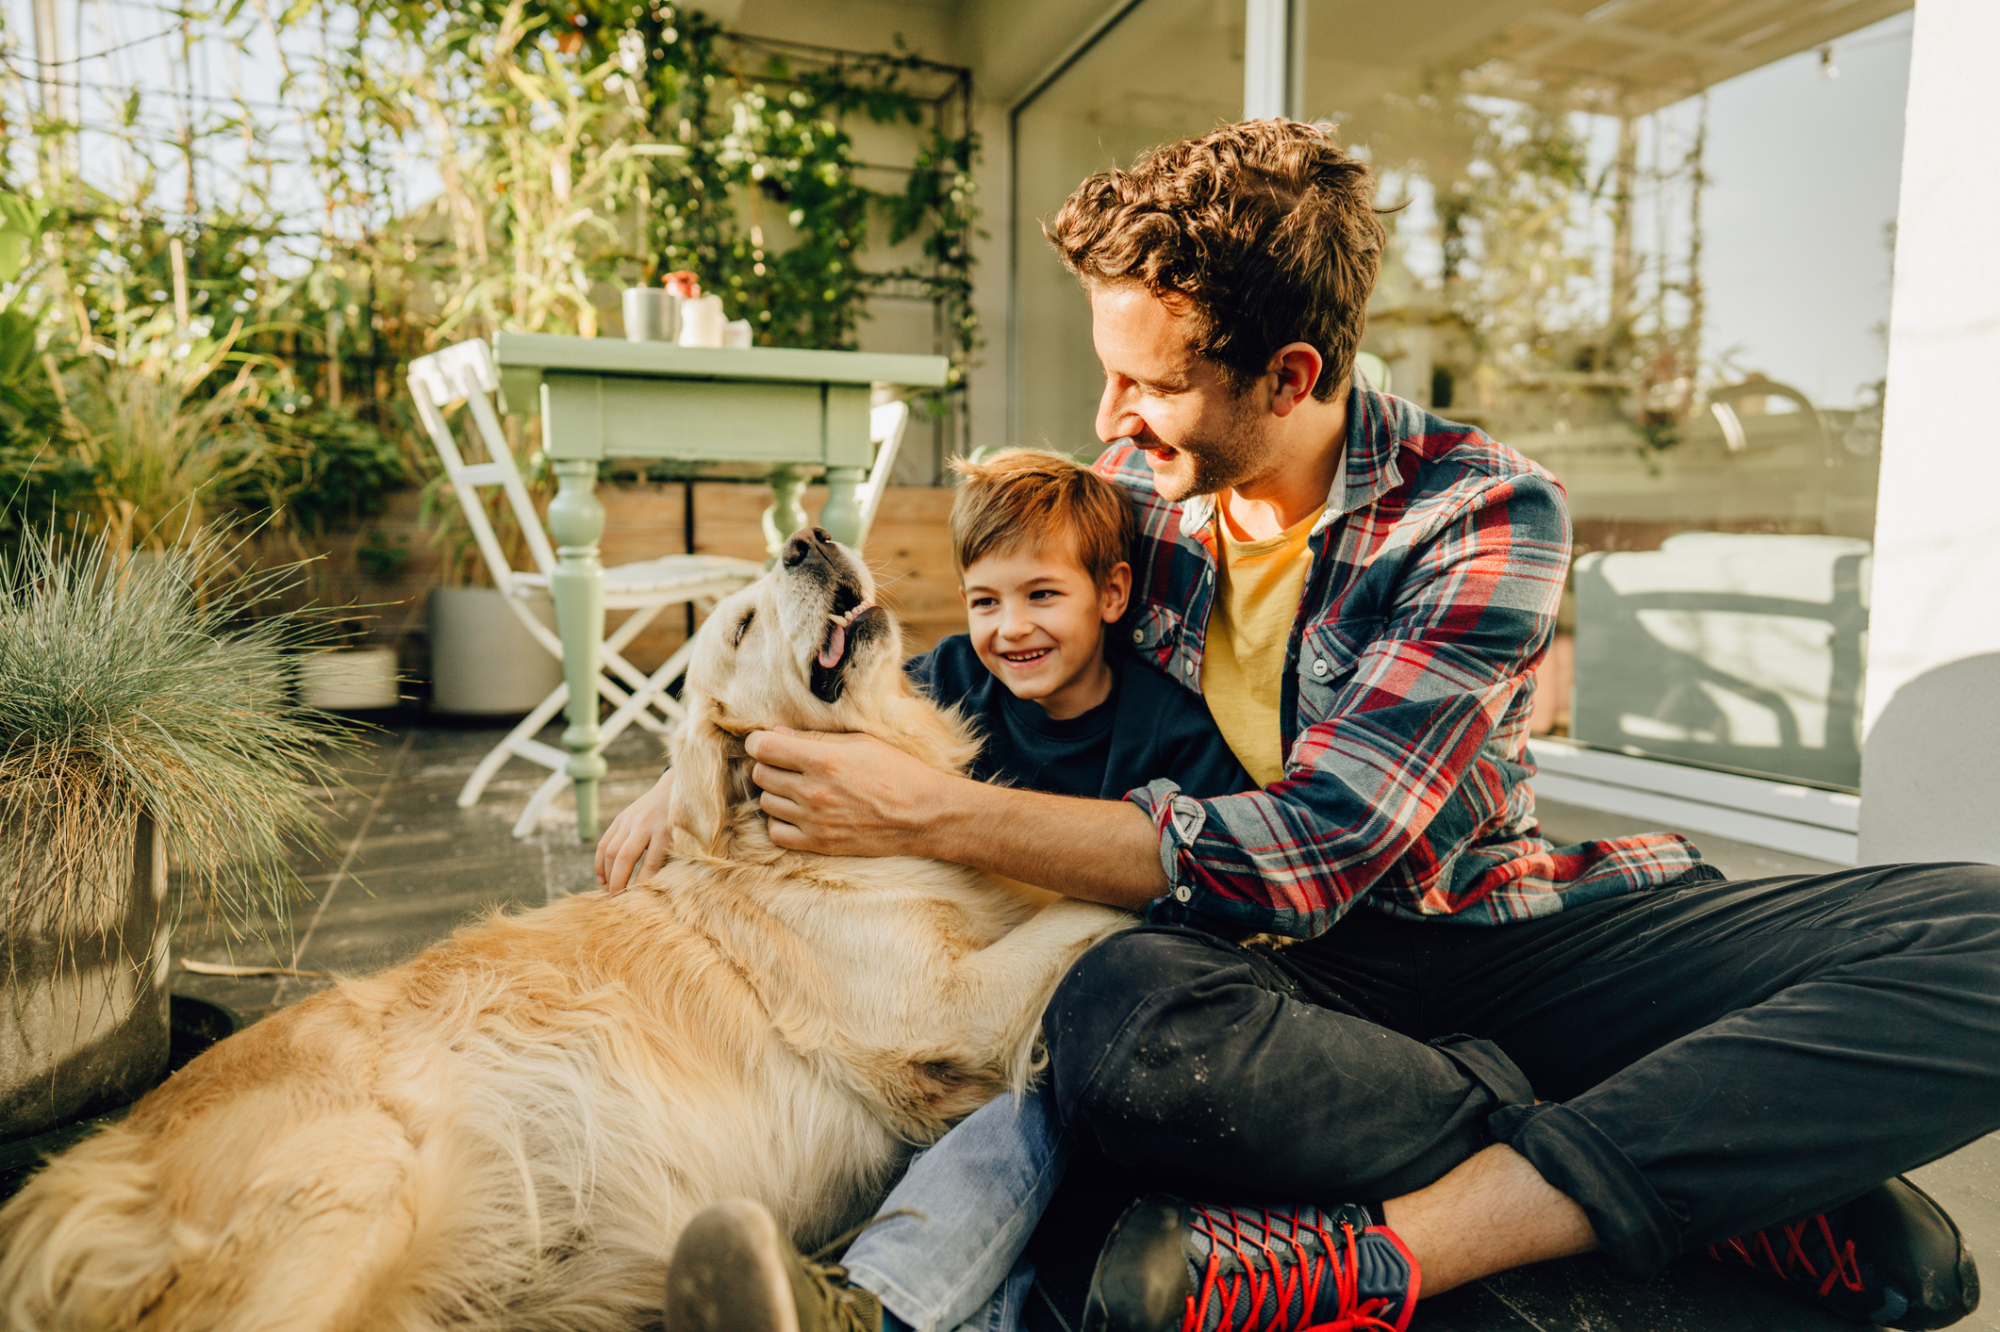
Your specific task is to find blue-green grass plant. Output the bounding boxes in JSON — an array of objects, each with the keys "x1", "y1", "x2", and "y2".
[{"x1": 0, "y1": 528, "x2": 354, "y2": 963}]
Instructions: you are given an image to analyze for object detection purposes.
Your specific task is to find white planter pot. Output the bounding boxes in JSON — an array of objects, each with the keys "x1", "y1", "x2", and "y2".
[
  {"x1": 0, "y1": 812, "x2": 170, "y2": 1140},
  {"x1": 428, "y1": 587, "x2": 564, "y2": 715},
  {"x1": 298, "y1": 647, "x2": 401, "y2": 710}
]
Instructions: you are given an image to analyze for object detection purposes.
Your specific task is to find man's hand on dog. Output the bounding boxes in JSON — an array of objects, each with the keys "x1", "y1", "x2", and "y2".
[
  {"x1": 601, "y1": 729, "x2": 1167, "y2": 908},
  {"x1": 750, "y1": 728, "x2": 1167, "y2": 907},
  {"x1": 596, "y1": 771, "x2": 676, "y2": 895},
  {"x1": 747, "y1": 727, "x2": 940, "y2": 858},
  {"x1": 596, "y1": 730, "x2": 940, "y2": 891}
]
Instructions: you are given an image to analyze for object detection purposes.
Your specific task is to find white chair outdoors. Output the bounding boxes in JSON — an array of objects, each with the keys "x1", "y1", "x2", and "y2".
[
  {"x1": 409, "y1": 342, "x2": 915, "y2": 836},
  {"x1": 408, "y1": 340, "x2": 764, "y2": 836},
  {"x1": 856, "y1": 399, "x2": 911, "y2": 538}
]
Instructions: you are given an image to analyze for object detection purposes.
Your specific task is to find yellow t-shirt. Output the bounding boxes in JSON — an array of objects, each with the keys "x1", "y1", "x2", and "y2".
[{"x1": 1202, "y1": 501, "x2": 1327, "y2": 787}]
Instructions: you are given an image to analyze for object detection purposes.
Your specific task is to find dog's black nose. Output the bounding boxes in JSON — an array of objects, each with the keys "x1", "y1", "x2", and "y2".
[{"x1": 782, "y1": 527, "x2": 834, "y2": 569}]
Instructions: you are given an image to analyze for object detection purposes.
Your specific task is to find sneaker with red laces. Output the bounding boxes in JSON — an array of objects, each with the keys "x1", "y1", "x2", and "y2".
[
  {"x1": 1705, "y1": 1176, "x2": 1979, "y2": 1329},
  {"x1": 1082, "y1": 1196, "x2": 1420, "y2": 1332}
]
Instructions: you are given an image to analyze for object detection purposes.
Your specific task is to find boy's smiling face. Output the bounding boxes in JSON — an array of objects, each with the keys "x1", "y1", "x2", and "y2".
[{"x1": 960, "y1": 541, "x2": 1132, "y2": 721}]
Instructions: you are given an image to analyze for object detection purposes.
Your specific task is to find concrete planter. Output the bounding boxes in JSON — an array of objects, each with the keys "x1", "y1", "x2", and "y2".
[
  {"x1": 0, "y1": 812, "x2": 170, "y2": 1143},
  {"x1": 298, "y1": 646, "x2": 401, "y2": 710},
  {"x1": 428, "y1": 586, "x2": 563, "y2": 715}
]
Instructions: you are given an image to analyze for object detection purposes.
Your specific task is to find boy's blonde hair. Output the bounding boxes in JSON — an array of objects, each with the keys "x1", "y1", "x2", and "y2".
[{"x1": 948, "y1": 450, "x2": 1134, "y2": 587}]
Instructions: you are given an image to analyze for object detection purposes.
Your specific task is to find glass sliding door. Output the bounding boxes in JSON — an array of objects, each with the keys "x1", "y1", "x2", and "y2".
[
  {"x1": 1006, "y1": 0, "x2": 1910, "y2": 791},
  {"x1": 1301, "y1": 0, "x2": 1911, "y2": 790}
]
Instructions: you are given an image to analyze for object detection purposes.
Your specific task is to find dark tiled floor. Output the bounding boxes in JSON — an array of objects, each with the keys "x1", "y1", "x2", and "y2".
[
  {"x1": 168, "y1": 726, "x2": 2000, "y2": 1332},
  {"x1": 171, "y1": 723, "x2": 649, "y2": 1019}
]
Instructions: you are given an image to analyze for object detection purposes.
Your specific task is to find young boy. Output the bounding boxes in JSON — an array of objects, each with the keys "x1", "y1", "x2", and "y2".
[
  {"x1": 904, "y1": 449, "x2": 1252, "y2": 802},
  {"x1": 662, "y1": 452, "x2": 1253, "y2": 1332}
]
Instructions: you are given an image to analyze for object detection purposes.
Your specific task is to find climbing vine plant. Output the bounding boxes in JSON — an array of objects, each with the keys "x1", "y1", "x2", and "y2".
[{"x1": 324, "y1": 1, "x2": 978, "y2": 389}]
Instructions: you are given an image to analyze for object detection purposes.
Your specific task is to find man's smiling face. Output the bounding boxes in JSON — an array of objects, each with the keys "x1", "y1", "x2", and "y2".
[{"x1": 1089, "y1": 281, "x2": 1278, "y2": 502}]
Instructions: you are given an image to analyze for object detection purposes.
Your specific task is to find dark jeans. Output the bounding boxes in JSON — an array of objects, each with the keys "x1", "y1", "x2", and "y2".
[{"x1": 1041, "y1": 862, "x2": 2000, "y2": 1280}]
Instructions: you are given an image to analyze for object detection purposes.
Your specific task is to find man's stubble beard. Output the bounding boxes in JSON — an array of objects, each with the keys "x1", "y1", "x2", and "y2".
[{"x1": 1154, "y1": 390, "x2": 1273, "y2": 503}]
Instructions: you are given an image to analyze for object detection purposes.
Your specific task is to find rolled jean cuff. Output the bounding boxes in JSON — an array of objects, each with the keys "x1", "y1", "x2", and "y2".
[
  {"x1": 1488, "y1": 1101, "x2": 1682, "y2": 1281},
  {"x1": 1431, "y1": 1033, "x2": 1535, "y2": 1110}
]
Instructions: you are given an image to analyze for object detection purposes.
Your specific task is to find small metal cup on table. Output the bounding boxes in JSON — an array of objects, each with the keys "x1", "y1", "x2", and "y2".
[{"x1": 621, "y1": 286, "x2": 681, "y2": 343}]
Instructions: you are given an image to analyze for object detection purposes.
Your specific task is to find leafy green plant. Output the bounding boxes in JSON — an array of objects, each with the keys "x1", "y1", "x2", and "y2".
[
  {"x1": 0, "y1": 196, "x2": 87, "y2": 540},
  {"x1": 0, "y1": 194, "x2": 41, "y2": 284},
  {"x1": 355, "y1": 529, "x2": 412, "y2": 579},
  {"x1": 0, "y1": 311, "x2": 87, "y2": 542},
  {"x1": 0, "y1": 529, "x2": 350, "y2": 948},
  {"x1": 268, "y1": 400, "x2": 412, "y2": 533},
  {"x1": 57, "y1": 317, "x2": 283, "y2": 551},
  {"x1": 321, "y1": 1, "x2": 978, "y2": 376},
  {"x1": 0, "y1": 3, "x2": 977, "y2": 554}
]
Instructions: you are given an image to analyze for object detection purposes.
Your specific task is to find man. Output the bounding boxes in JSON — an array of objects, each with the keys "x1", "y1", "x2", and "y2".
[{"x1": 603, "y1": 121, "x2": 2000, "y2": 1332}]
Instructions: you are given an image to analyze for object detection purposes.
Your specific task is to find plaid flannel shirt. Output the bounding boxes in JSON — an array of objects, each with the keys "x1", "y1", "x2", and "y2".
[{"x1": 1097, "y1": 385, "x2": 1704, "y2": 938}]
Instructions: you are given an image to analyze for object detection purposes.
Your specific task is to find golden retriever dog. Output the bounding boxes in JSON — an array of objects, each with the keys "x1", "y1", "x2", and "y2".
[{"x1": 0, "y1": 528, "x2": 1131, "y2": 1332}]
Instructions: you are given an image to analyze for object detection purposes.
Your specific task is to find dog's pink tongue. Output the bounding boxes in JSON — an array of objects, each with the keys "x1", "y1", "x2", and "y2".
[{"x1": 818, "y1": 623, "x2": 847, "y2": 669}]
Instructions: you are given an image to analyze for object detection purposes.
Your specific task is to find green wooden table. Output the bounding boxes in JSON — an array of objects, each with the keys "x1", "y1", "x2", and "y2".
[{"x1": 491, "y1": 331, "x2": 949, "y2": 840}]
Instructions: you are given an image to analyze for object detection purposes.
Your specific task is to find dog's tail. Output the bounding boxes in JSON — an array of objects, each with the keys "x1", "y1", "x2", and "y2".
[
  {"x1": 0, "y1": 975, "x2": 669, "y2": 1332},
  {"x1": 0, "y1": 1091, "x2": 437, "y2": 1332}
]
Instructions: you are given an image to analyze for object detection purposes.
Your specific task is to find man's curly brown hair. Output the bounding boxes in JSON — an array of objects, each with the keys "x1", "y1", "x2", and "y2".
[{"x1": 1045, "y1": 119, "x2": 1384, "y2": 403}]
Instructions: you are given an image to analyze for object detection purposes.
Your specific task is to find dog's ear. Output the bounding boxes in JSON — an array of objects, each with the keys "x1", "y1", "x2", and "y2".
[{"x1": 667, "y1": 702, "x2": 749, "y2": 856}]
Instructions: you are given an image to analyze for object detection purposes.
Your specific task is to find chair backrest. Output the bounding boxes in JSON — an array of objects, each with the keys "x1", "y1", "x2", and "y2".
[
  {"x1": 855, "y1": 399, "x2": 911, "y2": 544},
  {"x1": 407, "y1": 340, "x2": 559, "y2": 592}
]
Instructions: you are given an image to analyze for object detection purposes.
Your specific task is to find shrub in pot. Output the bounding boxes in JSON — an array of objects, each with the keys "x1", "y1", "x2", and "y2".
[{"x1": 0, "y1": 532, "x2": 346, "y2": 1140}]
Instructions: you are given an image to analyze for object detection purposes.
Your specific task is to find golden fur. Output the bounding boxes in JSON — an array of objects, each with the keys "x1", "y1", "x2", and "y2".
[{"x1": 0, "y1": 535, "x2": 1131, "y2": 1331}]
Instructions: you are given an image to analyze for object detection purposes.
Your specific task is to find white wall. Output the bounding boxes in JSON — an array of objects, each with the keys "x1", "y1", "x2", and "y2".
[
  {"x1": 959, "y1": 0, "x2": 1153, "y2": 455},
  {"x1": 1857, "y1": 0, "x2": 2000, "y2": 863}
]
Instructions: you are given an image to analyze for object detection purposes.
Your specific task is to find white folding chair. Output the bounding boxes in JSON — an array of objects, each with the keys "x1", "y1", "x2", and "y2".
[
  {"x1": 855, "y1": 399, "x2": 911, "y2": 543},
  {"x1": 407, "y1": 340, "x2": 764, "y2": 835}
]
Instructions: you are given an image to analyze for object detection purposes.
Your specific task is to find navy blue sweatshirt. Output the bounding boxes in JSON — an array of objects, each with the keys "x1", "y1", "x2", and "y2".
[{"x1": 904, "y1": 634, "x2": 1255, "y2": 801}]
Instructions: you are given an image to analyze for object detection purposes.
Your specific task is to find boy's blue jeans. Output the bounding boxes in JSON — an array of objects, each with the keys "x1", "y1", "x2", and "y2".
[{"x1": 842, "y1": 1088, "x2": 1067, "y2": 1332}]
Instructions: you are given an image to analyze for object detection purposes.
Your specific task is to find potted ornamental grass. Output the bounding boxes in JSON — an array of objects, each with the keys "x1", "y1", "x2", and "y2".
[{"x1": 0, "y1": 529, "x2": 348, "y2": 1141}]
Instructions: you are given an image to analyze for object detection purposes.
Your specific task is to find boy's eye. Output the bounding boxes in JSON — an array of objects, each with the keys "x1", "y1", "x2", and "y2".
[
  {"x1": 968, "y1": 595, "x2": 997, "y2": 610},
  {"x1": 1029, "y1": 589, "x2": 1060, "y2": 601}
]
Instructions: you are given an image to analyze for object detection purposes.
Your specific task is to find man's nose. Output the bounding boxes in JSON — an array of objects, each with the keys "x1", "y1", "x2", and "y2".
[
  {"x1": 782, "y1": 527, "x2": 834, "y2": 568},
  {"x1": 1095, "y1": 376, "x2": 1141, "y2": 446}
]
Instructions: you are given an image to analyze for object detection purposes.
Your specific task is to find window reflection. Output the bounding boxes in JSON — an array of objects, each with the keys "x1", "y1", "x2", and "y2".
[
  {"x1": 1006, "y1": 0, "x2": 1911, "y2": 791},
  {"x1": 1312, "y1": 1, "x2": 1910, "y2": 790}
]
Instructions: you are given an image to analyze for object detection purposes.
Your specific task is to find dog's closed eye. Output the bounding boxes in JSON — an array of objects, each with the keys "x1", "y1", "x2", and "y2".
[{"x1": 731, "y1": 609, "x2": 756, "y2": 647}]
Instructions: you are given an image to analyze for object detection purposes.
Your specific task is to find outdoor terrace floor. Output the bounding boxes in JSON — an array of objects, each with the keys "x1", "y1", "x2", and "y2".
[{"x1": 169, "y1": 723, "x2": 2000, "y2": 1332}]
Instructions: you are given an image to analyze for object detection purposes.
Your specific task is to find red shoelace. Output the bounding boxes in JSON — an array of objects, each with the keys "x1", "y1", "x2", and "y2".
[
  {"x1": 1180, "y1": 1206, "x2": 1402, "y2": 1332},
  {"x1": 1709, "y1": 1214, "x2": 1867, "y2": 1299}
]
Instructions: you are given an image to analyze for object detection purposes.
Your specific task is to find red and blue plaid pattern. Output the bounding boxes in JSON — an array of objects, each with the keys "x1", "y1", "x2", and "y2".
[{"x1": 1097, "y1": 386, "x2": 1703, "y2": 936}]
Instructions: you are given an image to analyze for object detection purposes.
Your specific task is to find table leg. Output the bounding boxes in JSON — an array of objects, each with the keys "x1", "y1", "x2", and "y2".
[
  {"x1": 547, "y1": 459, "x2": 610, "y2": 842},
  {"x1": 761, "y1": 464, "x2": 811, "y2": 564},
  {"x1": 819, "y1": 465, "x2": 866, "y2": 549}
]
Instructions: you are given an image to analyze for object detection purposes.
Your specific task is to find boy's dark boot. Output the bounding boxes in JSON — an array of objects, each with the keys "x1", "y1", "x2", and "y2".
[
  {"x1": 665, "y1": 1198, "x2": 885, "y2": 1332},
  {"x1": 1704, "y1": 1176, "x2": 1979, "y2": 1329},
  {"x1": 1082, "y1": 1195, "x2": 1419, "y2": 1332}
]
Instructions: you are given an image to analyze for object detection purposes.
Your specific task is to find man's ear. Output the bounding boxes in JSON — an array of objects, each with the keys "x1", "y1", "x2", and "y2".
[
  {"x1": 1266, "y1": 342, "x2": 1324, "y2": 418},
  {"x1": 665, "y1": 701, "x2": 747, "y2": 855},
  {"x1": 1099, "y1": 561, "x2": 1132, "y2": 624}
]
